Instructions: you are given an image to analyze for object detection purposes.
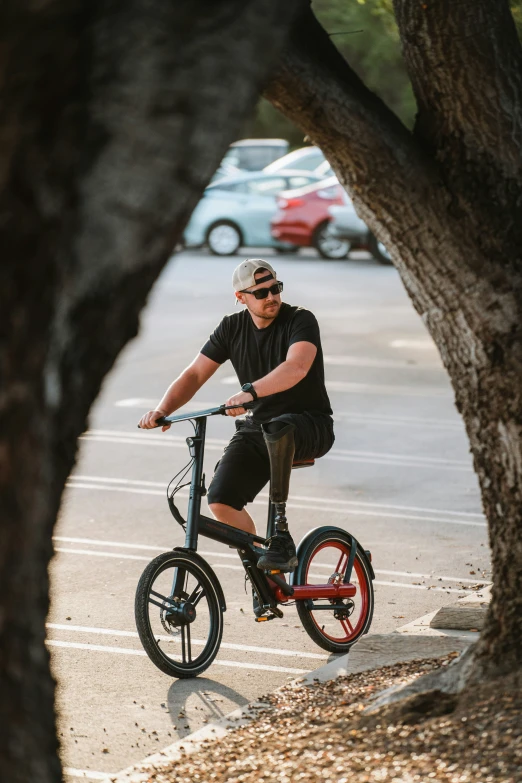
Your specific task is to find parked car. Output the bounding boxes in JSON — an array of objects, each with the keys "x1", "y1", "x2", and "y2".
[
  {"x1": 183, "y1": 170, "x2": 322, "y2": 255},
  {"x1": 327, "y1": 200, "x2": 392, "y2": 265},
  {"x1": 264, "y1": 145, "x2": 328, "y2": 175},
  {"x1": 270, "y1": 176, "x2": 351, "y2": 259},
  {"x1": 220, "y1": 139, "x2": 289, "y2": 172}
]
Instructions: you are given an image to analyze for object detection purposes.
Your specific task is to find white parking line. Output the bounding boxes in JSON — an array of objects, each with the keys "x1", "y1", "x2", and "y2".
[
  {"x1": 80, "y1": 430, "x2": 471, "y2": 471},
  {"x1": 66, "y1": 482, "x2": 164, "y2": 496},
  {"x1": 65, "y1": 478, "x2": 486, "y2": 528},
  {"x1": 47, "y1": 623, "x2": 326, "y2": 660},
  {"x1": 55, "y1": 547, "x2": 151, "y2": 561},
  {"x1": 372, "y1": 580, "x2": 468, "y2": 594},
  {"x1": 323, "y1": 355, "x2": 443, "y2": 370},
  {"x1": 46, "y1": 640, "x2": 309, "y2": 674},
  {"x1": 390, "y1": 339, "x2": 435, "y2": 349},
  {"x1": 324, "y1": 452, "x2": 471, "y2": 471},
  {"x1": 115, "y1": 398, "x2": 219, "y2": 409},
  {"x1": 66, "y1": 476, "x2": 485, "y2": 520},
  {"x1": 334, "y1": 411, "x2": 463, "y2": 431},
  {"x1": 115, "y1": 399, "x2": 464, "y2": 431},
  {"x1": 221, "y1": 375, "x2": 452, "y2": 398},
  {"x1": 208, "y1": 565, "x2": 470, "y2": 593},
  {"x1": 53, "y1": 536, "x2": 486, "y2": 583},
  {"x1": 52, "y1": 539, "x2": 481, "y2": 593},
  {"x1": 64, "y1": 769, "x2": 109, "y2": 781},
  {"x1": 114, "y1": 399, "x2": 463, "y2": 431}
]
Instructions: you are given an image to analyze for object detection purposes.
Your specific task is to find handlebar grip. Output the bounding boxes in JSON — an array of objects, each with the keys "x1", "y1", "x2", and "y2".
[
  {"x1": 137, "y1": 416, "x2": 168, "y2": 429},
  {"x1": 220, "y1": 401, "x2": 255, "y2": 415}
]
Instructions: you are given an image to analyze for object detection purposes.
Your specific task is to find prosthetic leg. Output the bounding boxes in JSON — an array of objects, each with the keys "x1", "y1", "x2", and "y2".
[{"x1": 256, "y1": 421, "x2": 298, "y2": 573}]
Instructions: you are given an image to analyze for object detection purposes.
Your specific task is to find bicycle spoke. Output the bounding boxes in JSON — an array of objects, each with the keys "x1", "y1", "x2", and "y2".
[
  {"x1": 150, "y1": 589, "x2": 177, "y2": 607},
  {"x1": 187, "y1": 582, "x2": 205, "y2": 607},
  {"x1": 137, "y1": 550, "x2": 224, "y2": 678},
  {"x1": 186, "y1": 623, "x2": 192, "y2": 662},
  {"x1": 299, "y1": 537, "x2": 373, "y2": 649},
  {"x1": 341, "y1": 617, "x2": 354, "y2": 635},
  {"x1": 181, "y1": 625, "x2": 186, "y2": 663},
  {"x1": 335, "y1": 551, "x2": 348, "y2": 573}
]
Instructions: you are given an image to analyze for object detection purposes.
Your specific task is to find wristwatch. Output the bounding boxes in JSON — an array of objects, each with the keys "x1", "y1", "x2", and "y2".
[{"x1": 241, "y1": 382, "x2": 258, "y2": 401}]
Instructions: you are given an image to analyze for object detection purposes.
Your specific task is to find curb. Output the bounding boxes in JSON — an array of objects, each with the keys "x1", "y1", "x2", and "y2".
[
  {"x1": 429, "y1": 584, "x2": 491, "y2": 631},
  {"x1": 104, "y1": 630, "x2": 473, "y2": 782}
]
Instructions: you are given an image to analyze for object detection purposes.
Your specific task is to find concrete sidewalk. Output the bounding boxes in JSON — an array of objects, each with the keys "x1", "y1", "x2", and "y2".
[{"x1": 104, "y1": 629, "x2": 474, "y2": 783}]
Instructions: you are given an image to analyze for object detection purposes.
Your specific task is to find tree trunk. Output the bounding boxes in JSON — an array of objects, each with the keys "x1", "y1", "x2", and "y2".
[
  {"x1": 0, "y1": 2, "x2": 301, "y2": 779},
  {"x1": 265, "y1": 1, "x2": 522, "y2": 680}
]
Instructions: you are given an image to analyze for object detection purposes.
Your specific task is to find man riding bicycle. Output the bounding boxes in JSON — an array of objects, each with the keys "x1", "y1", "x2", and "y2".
[{"x1": 139, "y1": 259, "x2": 334, "y2": 573}]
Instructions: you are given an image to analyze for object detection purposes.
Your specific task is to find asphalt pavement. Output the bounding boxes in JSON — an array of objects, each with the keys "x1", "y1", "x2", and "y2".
[{"x1": 49, "y1": 248, "x2": 491, "y2": 781}]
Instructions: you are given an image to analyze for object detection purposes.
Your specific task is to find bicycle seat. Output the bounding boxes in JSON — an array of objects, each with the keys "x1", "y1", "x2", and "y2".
[{"x1": 292, "y1": 459, "x2": 315, "y2": 469}]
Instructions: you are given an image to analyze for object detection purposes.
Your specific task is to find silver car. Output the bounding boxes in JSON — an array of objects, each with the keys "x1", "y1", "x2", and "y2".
[
  {"x1": 184, "y1": 170, "x2": 321, "y2": 255},
  {"x1": 327, "y1": 194, "x2": 392, "y2": 265},
  {"x1": 264, "y1": 145, "x2": 333, "y2": 177}
]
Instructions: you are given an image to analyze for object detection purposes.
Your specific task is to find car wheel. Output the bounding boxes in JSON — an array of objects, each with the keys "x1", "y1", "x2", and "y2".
[
  {"x1": 313, "y1": 222, "x2": 350, "y2": 260},
  {"x1": 207, "y1": 221, "x2": 242, "y2": 256},
  {"x1": 368, "y1": 232, "x2": 393, "y2": 265},
  {"x1": 277, "y1": 245, "x2": 300, "y2": 255}
]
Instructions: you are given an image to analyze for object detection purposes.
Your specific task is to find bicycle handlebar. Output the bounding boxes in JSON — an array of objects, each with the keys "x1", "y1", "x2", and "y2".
[{"x1": 137, "y1": 402, "x2": 255, "y2": 428}]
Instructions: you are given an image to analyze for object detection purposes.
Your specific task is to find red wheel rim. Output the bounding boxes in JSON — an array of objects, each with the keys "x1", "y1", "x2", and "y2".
[{"x1": 304, "y1": 540, "x2": 369, "y2": 644}]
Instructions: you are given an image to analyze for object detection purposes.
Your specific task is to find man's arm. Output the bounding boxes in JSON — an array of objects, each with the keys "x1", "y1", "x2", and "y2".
[
  {"x1": 139, "y1": 353, "x2": 221, "y2": 429},
  {"x1": 225, "y1": 341, "x2": 317, "y2": 416}
]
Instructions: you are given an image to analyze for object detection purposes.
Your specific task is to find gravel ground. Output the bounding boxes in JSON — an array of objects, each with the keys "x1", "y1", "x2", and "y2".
[{"x1": 132, "y1": 655, "x2": 522, "y2": 783}]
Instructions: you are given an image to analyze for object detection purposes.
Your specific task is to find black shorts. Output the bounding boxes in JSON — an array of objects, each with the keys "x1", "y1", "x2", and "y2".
[{"x1": 207, "y1": 413, "x2": 334, "y2": 511}]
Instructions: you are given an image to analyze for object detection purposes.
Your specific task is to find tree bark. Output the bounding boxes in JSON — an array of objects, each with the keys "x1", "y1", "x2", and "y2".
[
  {"x1": 0, "y1": 1, "x2": 302, "y2": 779},
  {"x1": 265, "y1": 2, "x2": 522, "y2": 681}
]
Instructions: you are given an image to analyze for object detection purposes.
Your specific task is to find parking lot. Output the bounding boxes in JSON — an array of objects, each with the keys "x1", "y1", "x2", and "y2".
[{"x1": 50, "y1": 248, "x2": 490, "y2": 781}]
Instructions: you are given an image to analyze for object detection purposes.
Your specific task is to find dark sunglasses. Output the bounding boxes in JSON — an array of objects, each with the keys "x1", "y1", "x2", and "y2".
[{"x1": 240, "y1": 281, "x2": 283, "y2": 300}]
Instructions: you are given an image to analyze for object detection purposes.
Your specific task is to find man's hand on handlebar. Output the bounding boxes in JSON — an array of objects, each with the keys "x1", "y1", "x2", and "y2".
[
  {"x1": 138, "y1": 410, "x2": 171, "y2": 431},
  {"x1": 224, "y1": 391, "x2": 254, "y2": 417}
]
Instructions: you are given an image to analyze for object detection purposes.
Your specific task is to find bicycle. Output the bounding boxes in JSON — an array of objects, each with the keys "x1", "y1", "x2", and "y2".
[{"x1": 135, "y1": 404, "x2": 375, "y2": 678}]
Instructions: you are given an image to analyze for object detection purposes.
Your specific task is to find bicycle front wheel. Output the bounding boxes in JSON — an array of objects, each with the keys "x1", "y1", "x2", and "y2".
[
  {"x1": 295, "y1": 529, "x2": 374, "y2": 654},
  {"x1": 135, "y1": 551, "x2": 223, "y2": 678}
]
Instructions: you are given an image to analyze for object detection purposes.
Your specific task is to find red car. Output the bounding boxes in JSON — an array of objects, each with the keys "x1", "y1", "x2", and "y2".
[{"x1": 270, "y1": 176, "x2": 352, "y2": 259}]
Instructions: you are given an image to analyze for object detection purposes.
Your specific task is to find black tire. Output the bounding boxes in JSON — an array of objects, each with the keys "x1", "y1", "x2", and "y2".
[
  {"x1": 135, "y1": 551, "x2": 223, "y2": 678},
  {"x1": 206, "y1": 220, "x2": 242, "y2": 256},
  {"x1": 313, "y1": 221, "x2": 350, "y2": 260},
  {"x1": 277, "y1": 244, "x2": 300, "y2": 255},
  {"x1": 368, "y1": 232, "x2": 393, "y2": 265},
  {"x1": 295, "y1": 529, "x2": 374, "y2": 653}
]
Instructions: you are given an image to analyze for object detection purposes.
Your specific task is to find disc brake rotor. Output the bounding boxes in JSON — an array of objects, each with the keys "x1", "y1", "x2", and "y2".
[{"x1": 160, "y1": 600, "x2": 182, "y2": 636}]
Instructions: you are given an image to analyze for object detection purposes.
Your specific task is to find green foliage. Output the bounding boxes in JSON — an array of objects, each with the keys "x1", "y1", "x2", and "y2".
[
  {"x1": 511, "y1": 0, "x2": 522, "y2": 33},
  {"x1": 313, "y1": 0, "x2": 415, "y2": 125},
  {"x1": 244, "y1": 0, "x2": 522, "y2": 147},
  {"x1": 243, "y1": 0, "x2": 415, "y2": 145}
]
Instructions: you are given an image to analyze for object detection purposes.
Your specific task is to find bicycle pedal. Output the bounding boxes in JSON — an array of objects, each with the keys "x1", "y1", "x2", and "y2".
[{"x1": 255, "y1": 614, "x2": 277, "y2": 623}]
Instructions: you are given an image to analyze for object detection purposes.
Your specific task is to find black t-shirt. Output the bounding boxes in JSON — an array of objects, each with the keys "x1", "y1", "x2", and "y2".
[{"x1": 200, "y1": 303, "x2": 332, "y2": 422}]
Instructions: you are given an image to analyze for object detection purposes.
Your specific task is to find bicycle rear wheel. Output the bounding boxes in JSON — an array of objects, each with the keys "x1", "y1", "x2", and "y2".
[
  {"x1": 295, "y1": 529, "x2": 374, "y2": 653},
  {"x1": 135, "y1": 551, "x2": 223, "y2": 678}
]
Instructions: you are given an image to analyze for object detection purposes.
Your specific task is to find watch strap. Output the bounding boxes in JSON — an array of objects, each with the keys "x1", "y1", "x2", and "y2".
[{"x1": 241, "y1": 383, "x2": 258, "y2": 401}]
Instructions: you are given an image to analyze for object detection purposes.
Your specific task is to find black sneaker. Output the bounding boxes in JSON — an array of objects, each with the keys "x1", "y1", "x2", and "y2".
[{"x1": 256, "y1": 531, "x2": 298, "y2": 573}]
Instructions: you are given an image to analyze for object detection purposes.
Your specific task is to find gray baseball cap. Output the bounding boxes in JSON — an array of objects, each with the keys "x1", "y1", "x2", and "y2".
[{"x1": 232, "y1": 259, "x2": 277, "y2": 291}]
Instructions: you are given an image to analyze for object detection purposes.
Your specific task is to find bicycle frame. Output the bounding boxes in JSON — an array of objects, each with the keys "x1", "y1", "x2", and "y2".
[{"x1": 157, "y1": 406, "x2": 357, "y2": 615}]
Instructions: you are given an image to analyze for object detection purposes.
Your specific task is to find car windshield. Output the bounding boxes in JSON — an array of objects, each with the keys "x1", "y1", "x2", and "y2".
[
  {"x1": 264, "y1": 147, "x2": 325, "y2": 173},
  {"x1": 247, "y1": 177, "x2": 288, "y2": 196}
]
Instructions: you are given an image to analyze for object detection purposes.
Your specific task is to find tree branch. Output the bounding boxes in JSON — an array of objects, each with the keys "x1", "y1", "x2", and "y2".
[
  {"x1": 394, "y1": 0, "x2": 522, "y2": 178},
  {"x1": 263, "y1": 3, "x2": 440, "y2": 248}
]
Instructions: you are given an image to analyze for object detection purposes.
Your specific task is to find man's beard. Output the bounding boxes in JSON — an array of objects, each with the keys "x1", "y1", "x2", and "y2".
[{"x1": 256, "y1": 301, "x2": 280, "y2": 320}]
